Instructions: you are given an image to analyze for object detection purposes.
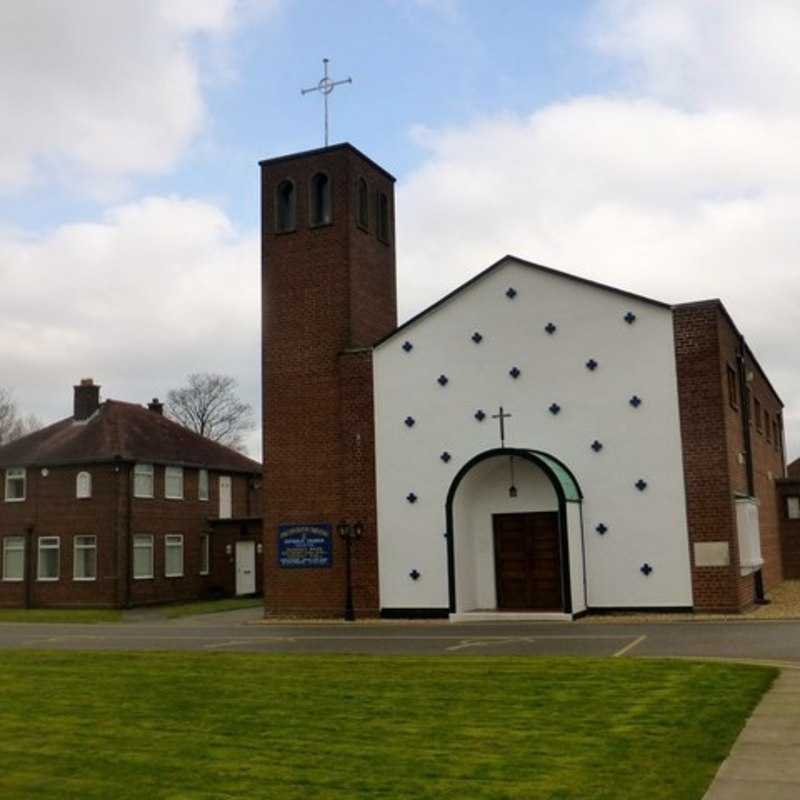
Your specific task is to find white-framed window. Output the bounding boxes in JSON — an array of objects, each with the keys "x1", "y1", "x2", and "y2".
[
  {"x1": 219, "y1": 475, "x2": 232, "y2": 519},
  {"x1": 165, "y1": 466, "x2": 184, "y2": 500},
  {"x1": 5, "y1": 467, "x2": 26, "y2": 502},
  {"x1": 73, "y1": 535, "x2": 97, "y2": 581},
  {"x1": 76, "y1": 471, "x2": 92, "y2": 499},
  {"x1": 37, "y1": 536, "x2": 60, "y2": 581},
  {"x1": 788, "y1": 497, "x2": 800, "y2": 520},
  {"x1": 132, "y1": 535, "x2": 153, "y2": 579},
  {"x1": 200, "y1": 533, "x2": 210, "y2": 576},
  {"x1": 133, "y1": 464, "x2": 154, "y2": 498},
  {"x1": 2, "y1": 536, "x2": 24, "y2": 581},
  {"x1": 198, "y1": 469, "x2": 209, "y2": 502},
  {"x1": 165, "y1": 534, "x2": 184, "y2": 577}
]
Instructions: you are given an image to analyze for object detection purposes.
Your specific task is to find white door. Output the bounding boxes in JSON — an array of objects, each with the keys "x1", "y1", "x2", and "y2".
[
  {"x1": 219, "y1": 476, "x2": 232, "y2": 519},
  {"x1": 235, "y1": 541, "x2": 256, "y2": 595}
]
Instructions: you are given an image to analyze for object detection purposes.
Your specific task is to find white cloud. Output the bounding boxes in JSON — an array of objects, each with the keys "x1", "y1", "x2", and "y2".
[
  {"x1": 398, "y1": 1, "x2": 800, "y2": 457},
  {"x1": 0, "y1": 197, "x2": 262, "y2": 455},
  {"x1": 0, "y1": 0, "x2": 277, "y2": 193}
]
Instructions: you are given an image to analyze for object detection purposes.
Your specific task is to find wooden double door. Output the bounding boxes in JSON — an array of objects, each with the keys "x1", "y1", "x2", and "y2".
[{"x1": 493, "y1": 512, "x2": 563, "y2": 611}]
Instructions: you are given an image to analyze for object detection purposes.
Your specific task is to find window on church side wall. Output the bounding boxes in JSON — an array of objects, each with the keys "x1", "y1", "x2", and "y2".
[
  {"x1": 276, "y1": 180, "x2": 296, "y2": 232},
  {"x1": 774, "y1": 420, "x2": 781, "y2": 451},
  {"x1": 765, "y1": 413, "x2": 772, "y2": 443},
  {"x1": 310, "y1": 172, "x2": 331, "y2": 226},
  {"x1": 377, "y1": 191, "x2": 390, "y2": 243},
  {"x1": 726, "y1": 365, "x2": 738, "y2": 410},
  {"x1": 754, "y1": 398, "x2": 763, "y2": 432},
  {"x1": 357, "y1": 178, "x2": 369, "y2": 229}
]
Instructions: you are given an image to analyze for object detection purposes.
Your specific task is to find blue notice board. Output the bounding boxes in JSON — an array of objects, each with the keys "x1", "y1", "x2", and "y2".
[{"x1": 278, "y1": 524, "x2": 332, "y2": 568}]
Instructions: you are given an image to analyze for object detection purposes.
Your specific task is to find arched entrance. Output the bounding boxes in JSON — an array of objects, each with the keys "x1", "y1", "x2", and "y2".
[{"x1": 445, "y1": 448, "x2": 584, "y2": 616}]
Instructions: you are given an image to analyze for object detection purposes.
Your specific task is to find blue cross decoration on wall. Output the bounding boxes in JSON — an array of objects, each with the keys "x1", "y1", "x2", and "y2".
[
  {"x1": 586, "y1": 358, "x2": 598, "y2": 371},
  {"x1": 471, "y1": 332, "x2": 483, "y2": 344},
  {"x1": 402, "y1": 340, "x2": 413, "y2": 352},
  {"x1": 596, "y1": 523, "x2": 608, "y2": 535},
  {"x1": 591, "y1": 440, "x2": 603, "y2": 452},
  {"x1": 630, "y1": 395, "x2": 642, "y2": 408},
  {"x1": 404, "y1": 416, "x2": 415, "y2": 427},
  {"x1": 409, "y1": 569, "x2": 421, "y2": 581},
  {"x1": 505, "y1": 287, "x2": 517, "y2": 299},
  {"x1": 474, "y1": 409, "x2": 486, "y2": 421},
  {"x1": 437, "y1": 374, "x2": 449, "y2": 387},
  {"x1": 635, "y1": 479, "x2": 648, "y2": 492},
  {"x1": 509, "y1": 366, "x2": 521, "y2": 379},
  {"x1": 641, "y1": 563, "x2": 653, "y2": 576},
  {"x1": 624, "y1": 311, "x2": 637, "y2": 324},
  {"x1": 406, "y1": 492, "x2": 418, "y2": 504},
  {"x1": 440, "y1": 451, "x2": 451, "y2": 463},
  {"x1": 545, "y1": 322, "x2": 557, "y2": 335},
  {"x1": 549, "y1": 403, "x2": 561, "y2": 415}
]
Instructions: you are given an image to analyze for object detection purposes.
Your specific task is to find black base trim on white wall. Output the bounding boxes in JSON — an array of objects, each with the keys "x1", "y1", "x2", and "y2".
[{"x1": 380, "y1": 607, "x2": 450, "y2": 620}]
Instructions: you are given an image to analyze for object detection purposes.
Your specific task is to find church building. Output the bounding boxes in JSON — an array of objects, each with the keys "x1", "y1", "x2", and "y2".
[{"x1": 261, "y1": 143, "x2": 786, "y2": 619}]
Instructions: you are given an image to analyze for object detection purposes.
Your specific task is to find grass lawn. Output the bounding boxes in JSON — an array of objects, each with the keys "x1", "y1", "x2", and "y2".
[
  {"x1": 0, "y1": 653, "x2": 774, "y2": 799},
  {"x1": 0, "y1": 608, "x2": 121, "y2": 624},
  {"x1": 162, "y1": 596, "x2": 263, "y2": 619}
]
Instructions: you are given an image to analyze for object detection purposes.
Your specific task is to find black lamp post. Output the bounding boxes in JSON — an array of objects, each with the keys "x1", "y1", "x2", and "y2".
[{"x1": 337, "y1": 520, "x2": 363, "y2": 621}]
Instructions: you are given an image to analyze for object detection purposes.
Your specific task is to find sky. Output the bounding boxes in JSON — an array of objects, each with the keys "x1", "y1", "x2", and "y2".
[{"x1": 1, "y1": 0, "x2": 799, "y2": 460}]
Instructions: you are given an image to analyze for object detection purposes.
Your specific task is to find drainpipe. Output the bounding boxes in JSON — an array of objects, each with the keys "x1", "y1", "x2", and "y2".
[
  {"x1": 737, "y1": 336, "x2": 766, "y2": 603},
  {"x1": 24, "y1": 524, "x2": 34, "y2": 609}
]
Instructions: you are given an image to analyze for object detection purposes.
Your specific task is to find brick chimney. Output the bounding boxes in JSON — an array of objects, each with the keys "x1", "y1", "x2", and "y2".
[
  {"x1": 74, "y1": 378, "x2": 100, "y2": 421},
  {"x1": 147, "y1": 398, "x2": 164, "y2": 415}
]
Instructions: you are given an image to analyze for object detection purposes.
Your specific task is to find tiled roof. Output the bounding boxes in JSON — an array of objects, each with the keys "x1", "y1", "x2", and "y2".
[{"x1": 0, "y1": 400, "x2": 261, "y2": 473}]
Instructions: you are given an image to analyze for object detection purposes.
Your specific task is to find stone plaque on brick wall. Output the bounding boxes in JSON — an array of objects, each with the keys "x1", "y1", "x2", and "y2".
[{"x1": 693, "y1": 542, "x2": 730, "y2": 568}]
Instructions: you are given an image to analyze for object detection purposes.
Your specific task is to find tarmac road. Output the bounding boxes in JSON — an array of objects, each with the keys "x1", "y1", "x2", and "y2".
[{"x1": 2, "y1": 608, "x2": 800, "y2": 664}]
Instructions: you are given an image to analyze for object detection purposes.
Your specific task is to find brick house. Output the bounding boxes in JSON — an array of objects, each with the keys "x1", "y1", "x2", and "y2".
[
  {"x1": 260, "y1": 142, "x2": 788, "y2": 619},
  {"x1": 0, "y1": 379, "x2": 262, "y2": 609},
  {"x1": 777, "y1": 458, "x2": 800, "y2": 579}
]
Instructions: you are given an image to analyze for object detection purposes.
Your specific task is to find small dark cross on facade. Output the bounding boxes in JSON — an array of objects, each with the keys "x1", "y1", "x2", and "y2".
[
  {"x1": 301, "y1": 58, "x2": 352, "y2": 147},
  {"x1": 492, "y1": 406, "x2": 512, "y2": 447}
]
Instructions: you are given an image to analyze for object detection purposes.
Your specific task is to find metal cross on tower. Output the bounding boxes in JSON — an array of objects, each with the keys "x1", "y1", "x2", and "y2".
[
  {"x1": 492, "y1": 406, "x2": 512, "y2": 448},
  {"x1": 301, "y1": 58, "x2": 352, "y2": 147}
]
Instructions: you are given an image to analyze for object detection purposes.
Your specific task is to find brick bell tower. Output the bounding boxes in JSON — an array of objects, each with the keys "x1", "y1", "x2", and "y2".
[{"x1": 260, "y1": 144, "x2": 397, "y2": 617}]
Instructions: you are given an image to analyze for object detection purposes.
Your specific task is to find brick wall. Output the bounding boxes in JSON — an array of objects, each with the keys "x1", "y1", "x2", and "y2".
[
  {"x1": 777, "y1": 479, "x2": 800, "y2": 578},
  {"x1": 0, "y1": 463, "x2": 260, "y2": 608},
  {"x1": 261, "y1": 144, "x2": 396, "y2": 617},
  {"x1": 674, "y1": 301, "x2": 785, "y2": 612}
]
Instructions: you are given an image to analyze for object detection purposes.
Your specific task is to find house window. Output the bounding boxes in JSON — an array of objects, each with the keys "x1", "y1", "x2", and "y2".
[
  {"x1": 134, "y1": 464, "x2": 154, "y2": 498},
  {"x1": 754, "y1": 398, "x2": 763, "y2": 432},
  {"x1": 73, "y1": 535, "x2": 97, "y2": 581},
  {"x1": 219, "y1": 475, "x2": 232, "y2": 519},
  {"x1": 774, "y1": 420, "x2": 781, "y2": 451},
  {"x1": 200, "y1": 533, "x2": 210, "y2": 576},
  {"x1": 726, "y1": 365, "x2": 738, "y2": 410},
  {"x1": 165, "y1": 534, "x2": 184, "y2": 577},
  {"x1": 310, "y1": 172, "x2": 331, "y2": 226},
  {"x1": 198, "y1": 469, "x2": 209, "y2": 502},
  {"x1": 357, "y1": 178, "x2": 369, "y2": 229},
  {"x1": 788, "y1": 497, "x2": 800, "y2": 519},
  {"x1": 746, "y1": 388, "x2": 752, "y2": 425},
  {"x1": 5, "y1": 467, "x2": 25, "y2": 502},
  {"x1": 165, "y1": 466, "x2": 184, "y2": 500},
  {"x1": 276, "y1": 179, "x2": 296, "y2": 232},
  {"x1": 37, "y1": 536, "x2": 60, "y2": 581},
  {"x1": 765, "y1": 413, "x2": 772, "y2": 443},
  {"x1": 76, "y1": 471, "x2": 92, "y2": 499},
  {"x1": 377, "y1": 192, "x2": 390, "y2": 243},
  {"x1": 133, "y1": 535, "x2": 153, "y2": 579},
  {"x1": 2, "y1": 536, "x2": 24, "y2": 581}
]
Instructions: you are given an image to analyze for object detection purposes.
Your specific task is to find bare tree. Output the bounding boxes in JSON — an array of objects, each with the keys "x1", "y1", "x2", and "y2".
[
  {"x1": 0, "y1": 388, "x2": 42, "y2": 446},
  {"x1": 166, "y1": 373, "x2": 254, "y2": 452}
]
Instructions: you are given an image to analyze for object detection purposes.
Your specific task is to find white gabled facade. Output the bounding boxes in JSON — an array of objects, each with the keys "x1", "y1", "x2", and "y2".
[{"x1": 373, "y1": 256, "x2": 693, "y2": 615}]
